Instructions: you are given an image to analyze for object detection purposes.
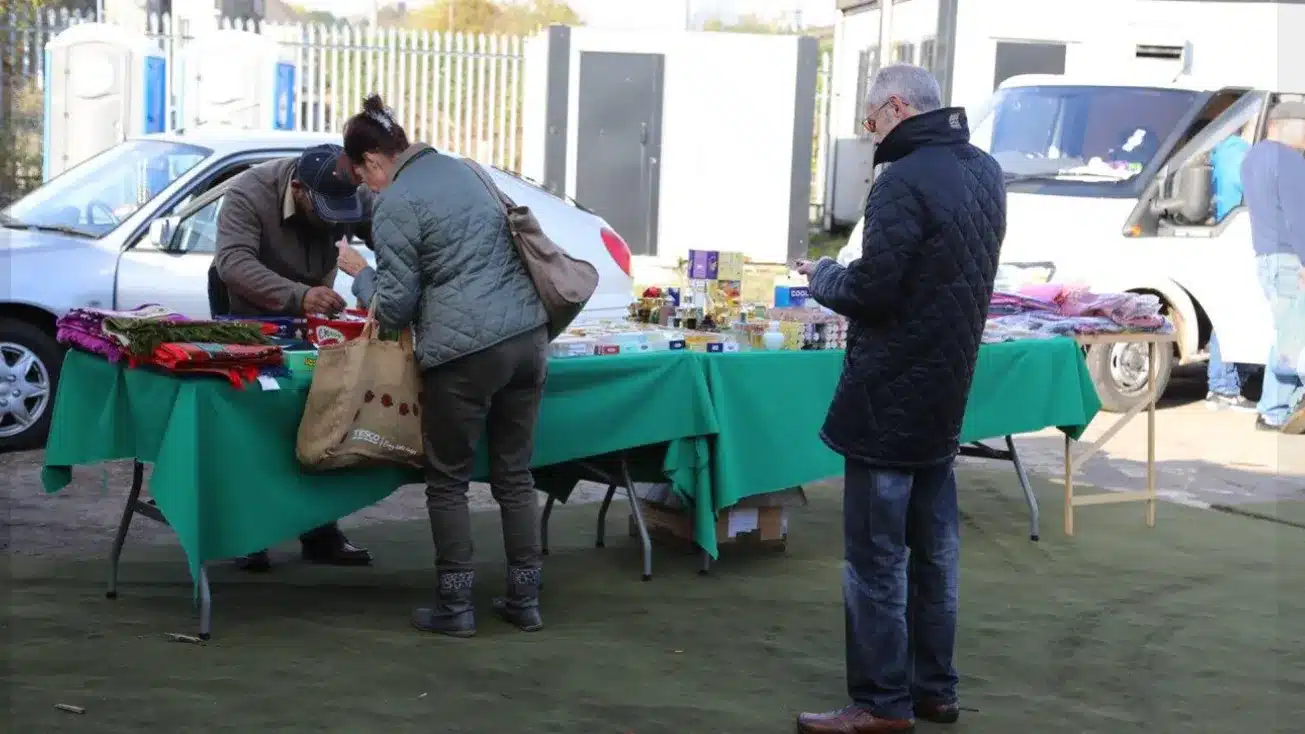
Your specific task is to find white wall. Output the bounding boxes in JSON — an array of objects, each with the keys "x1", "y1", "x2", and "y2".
[
  {"x1": 520, "y1": 33, "x2": 548, "y2": 185},
  {"x1": 556, "y1": 28, "x2": 805, "y2": 266}
]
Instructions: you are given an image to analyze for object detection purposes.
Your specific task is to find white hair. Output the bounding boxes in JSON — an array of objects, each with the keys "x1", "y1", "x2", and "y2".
[{"x1": 865, "y1": 63, "x2": 943, "y2": 113}]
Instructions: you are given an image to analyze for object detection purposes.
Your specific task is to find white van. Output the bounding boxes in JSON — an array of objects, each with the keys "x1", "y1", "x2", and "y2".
[{"x1": 840, "y1": 75, "x2": 1288, "y2": 411}]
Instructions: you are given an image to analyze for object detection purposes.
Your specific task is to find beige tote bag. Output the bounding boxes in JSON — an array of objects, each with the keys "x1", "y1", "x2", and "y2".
[
  {"x1": 295, "y1": 304, "x2": 424, "y2": 470},
  {"x1": 462, "y1": 159, "x2": 599, "y2": 340}
]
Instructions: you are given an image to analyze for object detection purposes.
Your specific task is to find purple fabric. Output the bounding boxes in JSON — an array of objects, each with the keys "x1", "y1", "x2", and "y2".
[{"x1": 56, "y1": 304, "x2": 184, "y2": 361}]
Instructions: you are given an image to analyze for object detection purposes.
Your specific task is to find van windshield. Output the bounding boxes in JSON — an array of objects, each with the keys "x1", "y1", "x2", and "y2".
[{"x1": 970, "y1": 85, "x2": 1201, "y2": 182}]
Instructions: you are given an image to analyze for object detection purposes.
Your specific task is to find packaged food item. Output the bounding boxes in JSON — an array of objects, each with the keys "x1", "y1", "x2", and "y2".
[
  {"x1": 716, "y1": 251, "x2": 745, "y2": 281},
  {"x1": 306, "y1": 315, "x2": 368, "y2": 347}
]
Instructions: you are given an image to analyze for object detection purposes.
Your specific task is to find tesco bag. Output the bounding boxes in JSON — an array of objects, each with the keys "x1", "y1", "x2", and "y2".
[{"x1": 295, "y1": 304, "x2": 424, "y2": 470}]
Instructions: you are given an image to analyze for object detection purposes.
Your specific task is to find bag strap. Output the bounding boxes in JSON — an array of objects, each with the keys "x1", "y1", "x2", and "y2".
[
  {"x1": 460, "y1": 159, "x2": 517, "y2": 213},
  {"x1": 360, "y1": 297, "x2": 383, "y2": 341},
  {"x1": 359, "y1": 298, "x2": 415, "y2": 351}
]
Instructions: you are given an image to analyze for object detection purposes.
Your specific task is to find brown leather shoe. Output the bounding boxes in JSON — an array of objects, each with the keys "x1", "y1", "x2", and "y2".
[
  {"x1": 795, "y1": 705, "x2": 915, "y2": 733},
  {"x1": 913, "y1": 699, "x2": 960, "y2": 724}
]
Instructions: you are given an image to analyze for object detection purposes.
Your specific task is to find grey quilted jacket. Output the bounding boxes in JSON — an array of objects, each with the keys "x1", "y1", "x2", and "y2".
[{"x1": 353, "y1": 144, "x2": 547, "y2": 369}]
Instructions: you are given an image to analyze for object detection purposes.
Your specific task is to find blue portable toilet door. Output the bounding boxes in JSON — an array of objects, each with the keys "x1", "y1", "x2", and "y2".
[
  {"x1": 273, "y1": 61, "x2": 296, "y2": 130},
  {"x1": 143, "y1": 55, "x2": 167, "y2": 134}
]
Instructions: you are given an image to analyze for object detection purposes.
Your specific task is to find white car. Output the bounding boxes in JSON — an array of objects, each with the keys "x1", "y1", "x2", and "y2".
[{"x1": 0, "y1": 129, "x2": 635, "y2": 450}]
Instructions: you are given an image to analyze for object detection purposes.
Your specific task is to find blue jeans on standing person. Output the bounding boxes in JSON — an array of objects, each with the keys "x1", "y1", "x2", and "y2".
[
  {"x1": 1256, "y1": 253, "x2": 1305, "y2": 426},
  {"x1": 1206, "y1": 331, "x2": 1245, "y2": 397},
  {"x1": 843, "y1": 458, "x2": 959, "y2": 720}
]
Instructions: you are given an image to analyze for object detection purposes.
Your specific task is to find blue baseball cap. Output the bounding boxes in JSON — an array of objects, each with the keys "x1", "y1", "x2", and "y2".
[{"x1": 295, "y1": 143, "x2": 365, "y2": 223}]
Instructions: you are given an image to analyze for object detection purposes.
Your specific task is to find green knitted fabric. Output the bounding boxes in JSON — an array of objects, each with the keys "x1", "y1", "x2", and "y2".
[{"x1": 103, "y1": 318, "x2": 271, "y2": 358}]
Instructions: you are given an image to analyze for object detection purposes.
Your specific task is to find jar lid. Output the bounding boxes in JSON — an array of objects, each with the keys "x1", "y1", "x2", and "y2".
[{"x1": 769, "y1": 321, "x2": 781, "y2": 329}]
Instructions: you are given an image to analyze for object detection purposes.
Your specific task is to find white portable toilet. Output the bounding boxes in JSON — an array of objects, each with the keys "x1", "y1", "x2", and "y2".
[
  {"x1": 43, "y1": 23, "x2": 167, "y2": 180},
  {"x1": 179, "y1": 29, "x2": 297, "y2": 131}
]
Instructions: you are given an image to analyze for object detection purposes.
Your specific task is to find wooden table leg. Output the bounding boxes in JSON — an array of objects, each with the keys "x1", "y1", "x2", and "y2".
[
  {"x1": 1063, "y1": 432, "x2": 1074, "y2": 536},
  {"x1": 1146, "y1": 339, "x2": 1157, "y2": 528}
]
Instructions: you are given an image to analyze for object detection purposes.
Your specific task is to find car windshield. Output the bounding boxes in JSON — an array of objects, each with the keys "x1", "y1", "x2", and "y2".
[
  {"x1": 0, "y1": 139, "x2": 210, "y2": 238},
  {"x1": 970, "y1": 85, "x2": 1201, "y2": 182}
]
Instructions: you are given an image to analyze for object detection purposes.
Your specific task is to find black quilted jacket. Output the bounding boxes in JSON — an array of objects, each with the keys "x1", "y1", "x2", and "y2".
[{"x1": 808, "y1": 108, "x2": 1006, "y2": 468}]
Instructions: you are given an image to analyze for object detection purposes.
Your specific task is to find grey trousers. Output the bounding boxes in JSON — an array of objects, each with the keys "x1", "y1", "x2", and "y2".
[{"x1": 420, "y1": 326, "x2": 548, "y2": 575}]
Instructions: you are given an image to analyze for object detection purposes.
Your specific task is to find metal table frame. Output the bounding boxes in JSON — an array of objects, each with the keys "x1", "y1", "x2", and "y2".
[
  {"x1": 958, "y1": 436, "x2": 1041, "y2": 541},
  {"x1": 540, "y1": 437, "x2": 1043, "y2": 583},
  {"x1": 540, "y1": 451, "x2": 654, "y2": 580},
  {"x1": 99, "y1": 436, "x2": 1038, "y2": 636},
  {"x1": 105, "y1": 460, "x2": 214, "y2": 640}
]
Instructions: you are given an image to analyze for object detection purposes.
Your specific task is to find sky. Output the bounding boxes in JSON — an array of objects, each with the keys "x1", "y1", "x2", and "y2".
[{"x1": 294, "y1": 0, "x2": 838, "y2": 29}]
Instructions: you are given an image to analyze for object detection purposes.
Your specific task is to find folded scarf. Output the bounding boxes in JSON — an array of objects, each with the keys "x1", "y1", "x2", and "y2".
[
  {"x1": 149, "y1": 342, "x2": 285, "y2": 389},
  {"x1": 56, "y1": 304, "x2": 182, "y2": 362},
  {"x1": 104, "y1": 318, "x2": 271, "y2": 359}
]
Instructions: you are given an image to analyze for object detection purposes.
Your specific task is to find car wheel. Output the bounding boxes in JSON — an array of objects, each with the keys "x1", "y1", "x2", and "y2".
[
  {"x1": 1085, "y1": 340, "x2": 1173, "y2": 414},
  {"x1": 0, "y1": 318, "x2": 64, "y2": 452}
]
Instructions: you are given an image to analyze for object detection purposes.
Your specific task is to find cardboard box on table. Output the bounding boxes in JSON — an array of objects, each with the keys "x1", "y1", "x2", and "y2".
[{"x1": 628, "y1": 484, "x2": 807, "y2": 550}]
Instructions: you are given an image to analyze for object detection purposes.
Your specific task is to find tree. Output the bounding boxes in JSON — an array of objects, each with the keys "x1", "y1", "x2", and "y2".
[
  {"x1": 702, "y1": 14, "x2": 784, "y2": 35},
  {"x1": 410, "y1": 0, "x2": 505, "y2": 34},
  {"x1": 408, "y1": 0, "x2": 579, "y2": 35}
]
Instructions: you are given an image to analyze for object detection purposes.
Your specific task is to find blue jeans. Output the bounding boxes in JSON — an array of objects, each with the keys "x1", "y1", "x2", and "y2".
[
  {"x1": 1256, "y1": 253, "x2": 1305, "y2": 425},
  {"x1": 1206, "y1": 331, "x2": 1245, "y2": 396},
  {"x1": 843, "y1": 458, "x2": 959, "y2": 720}
]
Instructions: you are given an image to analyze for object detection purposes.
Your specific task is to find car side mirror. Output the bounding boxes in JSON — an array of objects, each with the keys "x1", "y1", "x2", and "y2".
[
  {"x1": 1149, "y1": 163, "x2": 1212, "y2": 225},
  {"x1": 147, "y1": 216, "x2": 179, "y2": 250}
]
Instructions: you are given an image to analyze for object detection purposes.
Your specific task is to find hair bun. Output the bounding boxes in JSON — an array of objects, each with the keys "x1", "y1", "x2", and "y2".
[{"x1": 362, "y1": 94, "x2": 387, "y2": 114}]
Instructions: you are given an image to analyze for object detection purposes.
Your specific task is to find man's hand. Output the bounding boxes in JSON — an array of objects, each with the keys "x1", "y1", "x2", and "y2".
[
  {"x1": 795, "y1": 259, "x2": 816, "y2": 277},
  {"x1": 302, "y1": 286, "x2": 346, "y2": 316},
  {"x1": 337, "y1": 238, "x2": 369, "y2": 277}
]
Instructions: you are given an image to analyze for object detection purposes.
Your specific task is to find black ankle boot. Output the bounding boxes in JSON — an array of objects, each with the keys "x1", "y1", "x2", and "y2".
[
  {"x1": 492, "y1": 566, "x2": 543, "y2": 632},
  {"x1": 411, "y1": 569, "x2": 476, "y2": 638}
]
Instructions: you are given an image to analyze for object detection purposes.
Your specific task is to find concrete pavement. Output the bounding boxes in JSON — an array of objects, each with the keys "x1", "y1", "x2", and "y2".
[{"x1": 962, "y1": 365, "x2": 1305, "y2": 510}]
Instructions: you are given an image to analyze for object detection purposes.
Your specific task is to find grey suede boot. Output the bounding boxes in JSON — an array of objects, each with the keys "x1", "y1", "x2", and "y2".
[
  {"x1": 492, "y1": 566, "x2": 543, "y2": 632},
  {"x1": 411, "y1": 569, "x2": 476, "y2": 638}
]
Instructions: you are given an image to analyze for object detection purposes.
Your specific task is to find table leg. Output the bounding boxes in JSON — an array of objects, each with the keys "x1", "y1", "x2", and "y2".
[
  {"x1": 595, "y1": 484, "x2": 618, "y2": 548},
  {"x1": 1004, "y1": 435, "x2": 1040, "y2": 541},
  {"x1": 1063, "y1": 433, "x2": 1075, "y2": 536},
  {"x1": 958, "y1": 439, "x2": 1039, "y2": 542},
  {"x1": 197, "y1": 564, "x2": 212, "y2": 641},
  {"x1": 1146, "y1": 340, "x2": 1158, "y2": 528},
  {"x1": 699, "y1": 550, "x2": 711, "y2": 576},
  {"x1": 540, "y1": 496, "x2": 555, "y2": 556},
  {"x1": 618, "y1": 461, "x2": 653, "y2": 582},
  {"x1": 106, "y1": 460, "x2": 145, "y2": 600}
]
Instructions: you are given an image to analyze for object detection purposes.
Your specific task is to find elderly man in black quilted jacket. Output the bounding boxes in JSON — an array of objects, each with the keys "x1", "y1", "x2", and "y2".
[{"x1": 794, "y1": 64, "x2": 1006, "y2": 734}]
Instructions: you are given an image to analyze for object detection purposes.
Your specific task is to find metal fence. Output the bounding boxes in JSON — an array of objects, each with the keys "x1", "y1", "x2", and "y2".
[{"x1": 1, "y1": 8, "x2": 833, "y2": 221}]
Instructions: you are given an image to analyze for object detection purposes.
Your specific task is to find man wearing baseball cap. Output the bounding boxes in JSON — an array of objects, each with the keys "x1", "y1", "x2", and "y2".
[{"x1": 213, "y1": 143, "x2": 375, "y2": 571}]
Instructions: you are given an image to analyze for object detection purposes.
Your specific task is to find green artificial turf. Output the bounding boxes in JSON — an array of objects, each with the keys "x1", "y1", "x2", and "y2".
[{"x1": 4, "y1": 467, "x2": 1303, "y2": 733}]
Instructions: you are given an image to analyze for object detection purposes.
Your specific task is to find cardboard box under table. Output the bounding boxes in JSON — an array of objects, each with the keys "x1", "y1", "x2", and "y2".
[{"x1": 632, "y1": 486, "x2": 806, "y2": 560}]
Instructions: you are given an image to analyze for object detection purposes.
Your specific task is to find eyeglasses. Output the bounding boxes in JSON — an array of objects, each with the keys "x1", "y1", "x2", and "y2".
[{"x1": 862, "y1": 99, "x2": 894, "y2": 133}]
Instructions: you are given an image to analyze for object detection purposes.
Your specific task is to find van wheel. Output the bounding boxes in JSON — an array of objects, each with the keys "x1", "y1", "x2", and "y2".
[
  {"x1": 0, "y1": 318, "x2": 64, "y2": 452},
  {"x1": 1085, "y1": 341, "x2": 1173, "y2": 414}
]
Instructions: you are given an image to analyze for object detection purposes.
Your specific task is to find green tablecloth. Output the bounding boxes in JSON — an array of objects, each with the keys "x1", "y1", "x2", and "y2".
[
  {"x1": 684, "y1": 337, "x2": 1101, "y2": 552},
  {"x1": 42, "y1": 337, "x2": 1099, "y2": 571},
  {"x1": 41, "y1": 349, "x2": 718, "y2": 580}
]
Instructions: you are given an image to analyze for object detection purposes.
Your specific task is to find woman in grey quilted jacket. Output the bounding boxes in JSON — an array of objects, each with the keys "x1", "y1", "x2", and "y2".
[{"x1": 338, "y1": 94, "x2": 550, "y2": 637}]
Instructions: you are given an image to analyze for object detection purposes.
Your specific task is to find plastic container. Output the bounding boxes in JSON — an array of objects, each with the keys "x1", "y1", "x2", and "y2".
[
  {"x1": 306, "y1": 315, "x2": 367, "y2": 346},
  {"x1": 762, "y1": 321, "x2": 786, "y2": 351}
]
